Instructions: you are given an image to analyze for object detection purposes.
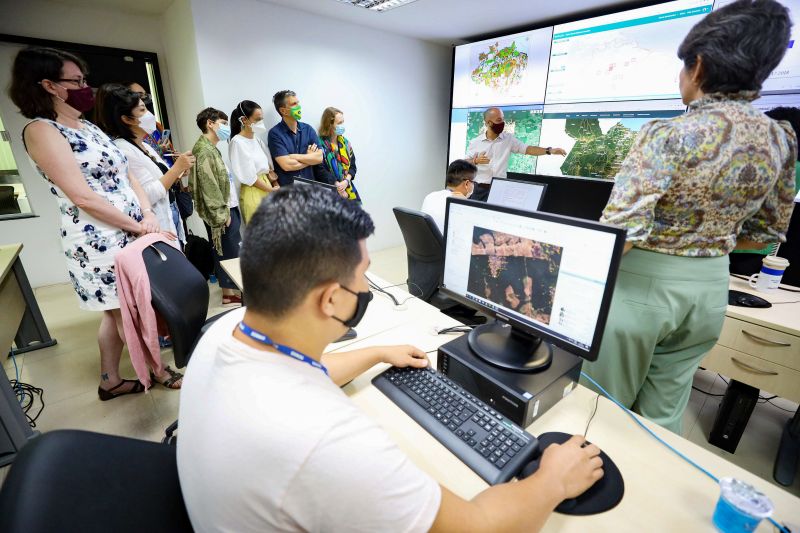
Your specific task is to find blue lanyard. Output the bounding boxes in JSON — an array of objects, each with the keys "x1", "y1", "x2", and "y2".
[{"x1": 238, "y1": 322, "x2": 329, "y2": 376}]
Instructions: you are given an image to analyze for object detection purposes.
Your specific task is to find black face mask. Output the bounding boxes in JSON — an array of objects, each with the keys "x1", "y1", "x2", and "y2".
[{"x1": 333, "y1": 285, "x2": 373, "y2": 328}]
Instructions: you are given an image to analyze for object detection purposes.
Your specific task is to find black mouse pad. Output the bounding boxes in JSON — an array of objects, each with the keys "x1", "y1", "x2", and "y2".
[{"x1": 518, "y1": 431, "x2": 624, "y2": 515}]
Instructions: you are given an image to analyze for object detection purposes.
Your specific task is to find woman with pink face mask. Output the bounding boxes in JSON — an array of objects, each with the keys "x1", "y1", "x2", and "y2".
[{"x1": 10, "y1": 47, "x2": 161, "y2": 400}]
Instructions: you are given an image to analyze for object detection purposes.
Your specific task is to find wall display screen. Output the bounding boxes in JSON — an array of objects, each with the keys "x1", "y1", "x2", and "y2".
[{"x1": 448, "y1": 0, "x2": 800, "y2": 180}]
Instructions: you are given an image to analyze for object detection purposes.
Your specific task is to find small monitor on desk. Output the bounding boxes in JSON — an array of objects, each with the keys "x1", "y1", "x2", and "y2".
[
  {"x1": 292, "y1": 177, "x2": 338, "y2": 192},
  {"x1": 441, "y1": 197, "x2": 626, "y2": 371},
  {"x1": 487, "y1": 178, "x2": 546, "y2": 213}
]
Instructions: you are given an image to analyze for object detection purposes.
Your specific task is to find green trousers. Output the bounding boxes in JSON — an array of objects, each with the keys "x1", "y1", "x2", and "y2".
[{"x1": 580, "y1": 248, "x2": 729, "y2": 434}]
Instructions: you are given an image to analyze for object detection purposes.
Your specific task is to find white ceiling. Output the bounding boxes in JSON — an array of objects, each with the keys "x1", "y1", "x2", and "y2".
[
  {"x1": 257, "y1": 0, "x2": 636, "y2": 44},
  {"x1": 45, "y1": 0, "x2": 636, "y2": 43}
]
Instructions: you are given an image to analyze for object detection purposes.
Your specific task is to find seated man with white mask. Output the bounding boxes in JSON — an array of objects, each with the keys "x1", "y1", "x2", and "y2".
[
  {"x1": 177, "y1": 186, "x2": 603, "y2": 533},
  {"x1": 421, "y1": 159, "x2": 477, "y2": 233}
]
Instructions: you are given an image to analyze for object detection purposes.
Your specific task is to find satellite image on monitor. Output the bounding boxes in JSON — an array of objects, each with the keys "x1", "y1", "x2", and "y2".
[
  {"x1": 470, "y1": 40, "x2": 529, "y2": 91},
  {"x1": 559, "y1": 118, "x2": 638, "y2": 179}
]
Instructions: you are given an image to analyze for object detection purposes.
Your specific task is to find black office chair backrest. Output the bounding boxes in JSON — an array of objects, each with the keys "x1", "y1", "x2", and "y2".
[
  {"x1": 0, "y1": 185, "x2": 21, "y2": 215},
  {"x1": 0, "y1": 430, "x2": 193, "y2": 533},
  {"x1": 143, "y1": 241, "x2": 209, "y2": 369},
  {"x1": 392, "y1": 207, "x2": 444, "y2": 302}
]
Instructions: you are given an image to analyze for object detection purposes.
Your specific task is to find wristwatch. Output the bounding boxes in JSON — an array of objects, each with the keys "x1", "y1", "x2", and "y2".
[{"x1": 545, "y1": 147, "x2": 552, "y2": 155}]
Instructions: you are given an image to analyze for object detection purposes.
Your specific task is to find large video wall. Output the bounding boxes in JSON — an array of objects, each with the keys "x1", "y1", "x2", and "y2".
[{"x1": 448, "y1": 0, "x2": 800, "y2": 180}]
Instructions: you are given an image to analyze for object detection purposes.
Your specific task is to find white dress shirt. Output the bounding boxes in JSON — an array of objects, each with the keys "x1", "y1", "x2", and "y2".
[{"x1": 466, "y1": 131, "x2": 528, "y2": 184}]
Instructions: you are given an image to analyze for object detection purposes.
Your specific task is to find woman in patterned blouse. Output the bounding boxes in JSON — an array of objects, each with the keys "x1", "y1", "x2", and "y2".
[
  {"x1": 10, "y1": 48, "x2": 164, "y2": 401},
  {"x1": 582, "y1": 0, "x2": 798, "y2": 434}
]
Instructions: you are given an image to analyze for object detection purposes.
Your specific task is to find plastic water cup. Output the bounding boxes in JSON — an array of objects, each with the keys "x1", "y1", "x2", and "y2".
[{"x1": 712, "y1": 478, "x2": 774, "y2": 533}]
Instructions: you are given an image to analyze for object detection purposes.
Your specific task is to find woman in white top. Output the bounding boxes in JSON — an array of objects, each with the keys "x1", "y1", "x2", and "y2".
[
  {"x1": 229, "y1": 100, "x2": 279, "y2": 223},
  {"x1": 95, "y1": 83, "x2": 195, "y2": 390},
  {"x1": 96, "y1": 84, "x2": 194, "y2": 245}
]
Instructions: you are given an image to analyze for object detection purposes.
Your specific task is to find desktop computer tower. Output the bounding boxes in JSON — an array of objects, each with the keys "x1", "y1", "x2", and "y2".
[
  {"x1": 708, "y1": 380, "x2": 759, "y2": 454},
  {"x1": 438, "y1": 335, "x2": 582, "y2": 428}
]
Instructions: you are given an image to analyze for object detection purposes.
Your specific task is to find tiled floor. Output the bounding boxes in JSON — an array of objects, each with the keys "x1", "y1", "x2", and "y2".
[{"x1": 2, "y1": 245, "x2": 799, "y2": 499}]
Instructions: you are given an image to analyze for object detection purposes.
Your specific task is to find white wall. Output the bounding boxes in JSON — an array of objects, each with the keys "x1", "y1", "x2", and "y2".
[
  {"x1": 189, "y1": 0, "x2": 452, "y2": 251},
  {"x1": 0, "y1": 0, "x2": 177, "y2": 287}
]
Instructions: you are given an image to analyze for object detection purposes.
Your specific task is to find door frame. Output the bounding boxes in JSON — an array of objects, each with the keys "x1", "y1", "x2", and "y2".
[{"x1": 0, "y1": 33, "x2": 171, "y2": 129}]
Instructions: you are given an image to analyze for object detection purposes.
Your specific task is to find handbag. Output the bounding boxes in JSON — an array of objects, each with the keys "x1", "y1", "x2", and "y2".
[{"x1": 172, "y1": 183, "x2": 194, "y2": 219}]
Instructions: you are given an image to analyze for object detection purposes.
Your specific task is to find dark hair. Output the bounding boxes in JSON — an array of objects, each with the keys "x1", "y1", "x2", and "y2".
[
  {"x1": 196, "y1": 107, "x2": 229, "y2": 133},
  {"x1": 240, "y1": 185, "x2": 375, "y2": 317},
  {"x1": 677, "y1": 0, "x2": 791, "y2": 94},
  {"x1": 766, "y1": 107, "x2": 800, "y2": 161},
  {"x1": 9, "y1": 47, "x2": 89, "y2": 120},
  {"x1": 446, "y1": 159, "x2": 477, "y2": 187},
  {"x1": 230, "y1": 100, "x2": 261, "y2": 140},
  {"x1": 94, "y1": 83, "x2": 141, "y2": 143},
  {"x1": 273, "y1": 90, "x2": 296, "y2": 113}
]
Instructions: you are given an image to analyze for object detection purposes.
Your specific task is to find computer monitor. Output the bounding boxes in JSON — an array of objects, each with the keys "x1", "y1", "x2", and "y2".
[
  {"x1": 292, "y1": 177, "x2": 338, "y2": 192},
  {"x1": 487, "y1": 178, "x2": 546, "y2": 212},
  {"x1": 519, "y1": 174, "x2": 614, "y2": 221},
  {"x1": 441, "y1": 197, "x2": 626, "y2": 372}
]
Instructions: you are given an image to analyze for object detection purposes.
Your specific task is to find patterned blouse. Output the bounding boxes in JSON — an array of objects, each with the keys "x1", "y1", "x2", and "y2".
[{"x1": 601, "y1": 91, "x2": 797, "y2": 257}]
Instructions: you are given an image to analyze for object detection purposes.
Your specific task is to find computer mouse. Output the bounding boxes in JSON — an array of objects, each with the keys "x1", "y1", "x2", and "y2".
[
  {"x1": 517, "y1": 432, "x2": 624, "y2": 515},
  {"x1": 728, "y1": 290, "x2": 772, "y2": 309}
]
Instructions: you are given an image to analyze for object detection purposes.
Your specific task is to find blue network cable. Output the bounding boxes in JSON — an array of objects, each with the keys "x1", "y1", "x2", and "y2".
[{"x1": 579, "y1": 371, "x2": 790, "y2": 533}]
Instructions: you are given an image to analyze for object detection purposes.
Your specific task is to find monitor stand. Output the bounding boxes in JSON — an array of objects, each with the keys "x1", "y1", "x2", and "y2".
[{"x1": 467, "y1": 320, "x2": 552, "y2": 373}]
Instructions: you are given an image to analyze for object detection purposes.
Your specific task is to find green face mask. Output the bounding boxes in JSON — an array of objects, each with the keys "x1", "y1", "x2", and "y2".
[{"x1": 289, "y1": 105, "x2": 302, "y2": 120}]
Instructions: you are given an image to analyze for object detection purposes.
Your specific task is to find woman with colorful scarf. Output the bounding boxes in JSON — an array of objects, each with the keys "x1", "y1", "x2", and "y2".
[{"x1": 318, "y1": 107, "x2": 361, "y2": 202}]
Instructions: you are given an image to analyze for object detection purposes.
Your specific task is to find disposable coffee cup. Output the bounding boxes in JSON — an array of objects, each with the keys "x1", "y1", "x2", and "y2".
[
  {"x1": 712, "y1": 478, "x2": 773, "y2": 532},
  {"x1": 749, "y1": 256, "x2": 789, "y2": 293}
]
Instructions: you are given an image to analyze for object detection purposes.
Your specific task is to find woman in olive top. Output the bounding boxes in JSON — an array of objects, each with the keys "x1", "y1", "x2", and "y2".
[{"x1": 582, "y1": 0, "x2": 798, "y2": 434}]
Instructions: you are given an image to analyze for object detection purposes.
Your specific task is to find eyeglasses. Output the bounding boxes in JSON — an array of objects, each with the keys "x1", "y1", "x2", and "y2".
[
  {"x1": 134, "y1": 92, "x2": 153, "y2": 105},
  {"x1": 57, "y1": 78, "x2": 89, "y2": 88}
]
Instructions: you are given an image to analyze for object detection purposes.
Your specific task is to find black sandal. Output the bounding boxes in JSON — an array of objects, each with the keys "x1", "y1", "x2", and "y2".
[
  {"x1": 150, "y1": 366, "x2": 184, "y2": 390},
  {"x1": 98, "y1": 379, "x2": 145, "y2": 401}
]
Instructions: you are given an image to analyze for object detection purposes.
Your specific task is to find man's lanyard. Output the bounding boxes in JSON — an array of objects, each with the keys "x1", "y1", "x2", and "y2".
[{"x1": 238, "y1": 322, "x2": 329, "y2": 376}]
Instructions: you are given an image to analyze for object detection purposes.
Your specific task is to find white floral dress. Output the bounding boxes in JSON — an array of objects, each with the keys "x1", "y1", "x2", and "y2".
[{"x1": 26, "y1": 118, "x2": 142, "y2": 311}]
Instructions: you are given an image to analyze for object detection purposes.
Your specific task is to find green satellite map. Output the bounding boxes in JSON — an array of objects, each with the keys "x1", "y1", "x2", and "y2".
[
  {"x1": 465, "y1": 110, "x2": 542, "y2": 175},
  {"x1": 560, "y1": 119, "x2": 637, "y2": 179},
  {"x1": 471, "y1": 41, "x2": 529, "y2": 91}
]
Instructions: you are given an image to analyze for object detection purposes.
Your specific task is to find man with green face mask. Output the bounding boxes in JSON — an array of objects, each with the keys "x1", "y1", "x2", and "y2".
[{"x1": 268, "y1": 90, "x2": 335, "y2": 187}]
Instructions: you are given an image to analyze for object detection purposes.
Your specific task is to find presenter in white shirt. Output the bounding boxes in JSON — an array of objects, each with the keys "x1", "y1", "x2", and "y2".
[
  {"x1": 421, "y1": 159, "x2": 476, "y2": 233},
  {"x1": 177, "y1": 185, "x2": 604, "y2": 533},
  {"x1": 466, "y1": 107, "x2": 566, "y2": 201}
]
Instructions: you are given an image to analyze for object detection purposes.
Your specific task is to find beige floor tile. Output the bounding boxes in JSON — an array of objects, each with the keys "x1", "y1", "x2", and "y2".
[
  {"x1": 369, "y1": 246, "x2": 409, "y2": 287},
  {"x1": 33, "y1": 388, "x2": 163, "y2": 442}
]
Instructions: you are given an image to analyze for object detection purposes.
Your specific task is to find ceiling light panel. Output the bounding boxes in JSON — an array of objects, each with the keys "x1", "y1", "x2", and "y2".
[{"x1": 336, "y1": 0, "x2": 419, "y2": 12}]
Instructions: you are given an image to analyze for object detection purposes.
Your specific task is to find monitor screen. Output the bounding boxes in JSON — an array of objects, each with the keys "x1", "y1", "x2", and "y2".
[
  {"x1": 292, "y1": 177, "x2": 338, "y2": 192},
  {"x1": 546, "y1": 0, "x2": 713, "y2": 104},
  {"x1": 441, "y1": 198, "x2": 625, "y2": 360},
  {"x1": 487, "y1": 178, "x2": 546, "y2": 212}
]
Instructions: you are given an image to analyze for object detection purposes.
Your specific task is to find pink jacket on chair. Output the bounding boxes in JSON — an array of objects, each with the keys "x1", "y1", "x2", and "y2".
[{"x1": 114, "y1": 233, "x2": 174, "y2": 389}]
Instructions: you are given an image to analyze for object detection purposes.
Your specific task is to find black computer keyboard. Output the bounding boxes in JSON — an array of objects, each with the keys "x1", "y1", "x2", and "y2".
[{"x1": 372, "y1": 366, "x2": 540, "y2": 485}]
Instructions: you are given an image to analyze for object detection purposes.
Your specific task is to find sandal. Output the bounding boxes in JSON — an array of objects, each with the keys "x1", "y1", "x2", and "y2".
[
  {"x1": 151, "y1": 366, "x2": 184, "y2": 390},
  {"x1": 222, "y1": 294, "x2": 242, "y2": 305},
  {"x1": 98, "y1": 379, "x2": 145, "y2": 401}
]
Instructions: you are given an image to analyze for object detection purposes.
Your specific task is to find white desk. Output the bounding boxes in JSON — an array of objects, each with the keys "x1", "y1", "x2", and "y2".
[{"x1": 221, "y1": 259, "x2": 800, "y2": 530}]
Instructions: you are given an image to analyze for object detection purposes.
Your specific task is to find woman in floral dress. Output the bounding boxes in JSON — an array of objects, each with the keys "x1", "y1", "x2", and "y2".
[{"x1": 10, "y1": 47, "x2": 164, "y2": 400}]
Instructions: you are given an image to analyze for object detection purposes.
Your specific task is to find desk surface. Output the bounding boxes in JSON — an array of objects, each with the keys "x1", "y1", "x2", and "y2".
[
  {"x1": 221, "y1": 257, "x2": 800, "y2": 529},
  {"x1": 344, "y1": 288, "x2": 800, "y2": 531},
  {"x1": 0, "y1": 243, "x2": 22, "y2": 284},
  {"x1": 727, "y1": 276, "x2": 800, "y2": 336}
]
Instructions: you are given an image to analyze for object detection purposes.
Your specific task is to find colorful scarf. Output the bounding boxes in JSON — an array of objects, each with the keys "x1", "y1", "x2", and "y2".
[{"x1": 322, "y1": 135, "x2": 360, "y2": 201}]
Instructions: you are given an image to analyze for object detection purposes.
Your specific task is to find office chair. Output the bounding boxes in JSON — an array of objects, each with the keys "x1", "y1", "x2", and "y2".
[
  {"x1": 0, "y1": 185, "x2": 21, "y2": 216},
  {"x1": 142, "y1": 242, "x2": 234, "y2": 443},
  {"x1": 143, "y1": 242, "x2": 212, "y2": 369},
  {"x1": 392, "y1": 207, "x2": 454, "y2": 308},
  {"x1": 0, "y1": 430, "x2": 193, "y2": 533}
]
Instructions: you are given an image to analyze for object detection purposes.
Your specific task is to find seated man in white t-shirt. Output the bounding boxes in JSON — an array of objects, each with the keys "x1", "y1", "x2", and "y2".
[
  {"x1": 177, "y1": 185, "x2": 604, "y2": 533},
  {"x1": 421, "y1": 159, "x2": 476, "y2": 233}
]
